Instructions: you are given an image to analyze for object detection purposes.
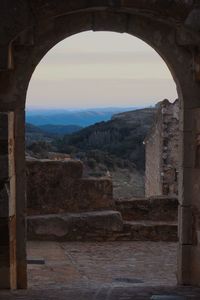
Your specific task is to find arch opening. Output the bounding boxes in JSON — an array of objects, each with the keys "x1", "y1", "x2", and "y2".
[{"x1": 25, "y1": 30, "x2": 179, "y2": 289}]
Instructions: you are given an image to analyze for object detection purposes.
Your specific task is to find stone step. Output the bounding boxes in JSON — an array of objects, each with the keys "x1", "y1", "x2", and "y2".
[
  {"x1": 27, "y1": 210, "x2": 123, "y2": 242},
  {"x1": 27, "y1": 210, "x2": 177, "y2": 242},
  {"x1": 115, "y1": 197, "x2": 178, "y2": 222},
  {"x1": 119, "y1": 220, "x2": 178, "y2": 242}
]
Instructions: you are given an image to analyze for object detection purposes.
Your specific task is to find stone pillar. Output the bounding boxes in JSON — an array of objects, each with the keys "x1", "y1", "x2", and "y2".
[
  {"x1": 178, "y1": 105, "x2": 200, "y2": 285},
  {"x1": 14, "y1": 109, "x2": 27, "y2": 289},
  {"x1": 0, "y1": 112, "x2": 16, "y2": 289}
]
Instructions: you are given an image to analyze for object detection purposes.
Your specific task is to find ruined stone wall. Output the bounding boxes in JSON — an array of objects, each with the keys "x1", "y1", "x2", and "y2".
[
  {"x1": 162, "y1": 99, "x2": 180, "y2": 195},
  {"x1": 145, "y1": 99, "x2": 180, "y2": 197},
  {"x1": 26, "y1": 159, "x2": 115, "y2": 215},
  {"x1": 145, "y1": 107, "x2": 163, "y2": 197}
]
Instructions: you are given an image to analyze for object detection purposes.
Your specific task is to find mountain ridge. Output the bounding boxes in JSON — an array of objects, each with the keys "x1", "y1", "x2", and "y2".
[{"x1": 26, "y1": 107, "x2": 141, "y2": 127}]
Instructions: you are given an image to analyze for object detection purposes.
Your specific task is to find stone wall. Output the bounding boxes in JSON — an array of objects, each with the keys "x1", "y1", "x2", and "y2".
[
  {"x1": 115, "y1": 196, "x2": 178, "y2": 222},
  {"x1": 26, "y1": 159, "x2": 115, "y2": 215},
  {"x1": 0, "y1": 0, "x2": 200, "y2": 288},
  {"x1": 26, "y1": 158, "x2": 178, "y2": 243},
  {"x1": 145, "y1": 107, "x2": 163, "y2": 197},
  {"x1": 145, "y1": 99, "x2": 180, "y2": 197}
]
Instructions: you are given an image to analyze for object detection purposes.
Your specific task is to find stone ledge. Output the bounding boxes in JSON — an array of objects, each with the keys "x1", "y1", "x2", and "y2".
[
  {"x1": 115, "y1": 197, "x2": 178, "y2": 222},
  {"x1": 27, "y1": 211, "x2": 177, "y2": 242},
  {"x1": 26, "y1": 159, "x2": 83, "y2": 179},
  {"x1": 121, "y1": 221, "x2": 178, "y2": 242},
  {"x1": 27, "y1": 210, "x2": 123, "y2": 242}
]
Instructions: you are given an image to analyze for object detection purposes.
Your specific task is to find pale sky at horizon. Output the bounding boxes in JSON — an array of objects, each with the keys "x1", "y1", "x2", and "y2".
[{"x1": 27, "y1": 31, "x2": 177, "y2": 109}]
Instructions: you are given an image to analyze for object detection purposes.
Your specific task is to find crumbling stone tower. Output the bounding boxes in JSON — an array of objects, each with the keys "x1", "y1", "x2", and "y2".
[
  {"x1": 145, "y1": 99, "x2": 180, "y2": 197},
  {"x1": 0, "y1": 0, "x2": 200, "y2": 289}
]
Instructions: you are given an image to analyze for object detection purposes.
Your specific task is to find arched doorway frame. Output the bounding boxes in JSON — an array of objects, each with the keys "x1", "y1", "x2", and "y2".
[{"x1": 4, "y1": 7, "x2": 200, "y2": 289}]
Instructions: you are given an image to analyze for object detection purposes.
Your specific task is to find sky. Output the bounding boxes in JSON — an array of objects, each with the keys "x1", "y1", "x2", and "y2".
[{"x1": 27, "y1": 31, "x2": 177, "y2": 110}]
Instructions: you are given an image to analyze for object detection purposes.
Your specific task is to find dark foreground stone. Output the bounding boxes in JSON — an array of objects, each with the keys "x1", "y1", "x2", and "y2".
[
  {"x1": 115, "y1": 196, "x2": 178, "y2": 222},
  {"x1": 118, "y1": 221, "x2": 178, "y2": 242},
  {"x1": 27, "y1": 211, "x2": 177, "y2": 242},
  {"x1": 1, "y1": 286, "x2": 200, "y2": 300},
  {"x1": 26, "y1": 159, "x2": 115, "y2": 215},
  {"x1": 27, "y1": 211, "x2": 123, "y2": 241}
]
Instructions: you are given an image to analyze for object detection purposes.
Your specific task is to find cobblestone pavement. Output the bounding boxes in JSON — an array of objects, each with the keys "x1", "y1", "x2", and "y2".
[
  {"x1": 27, "y1": 241, "x2": 178, "y2": 288},
  {"x1": 2, "y1": 286, "x2": 200, "y2": 300},
  {"x1": 1, "y1": 241, "x2": 200, "y2": 299}
]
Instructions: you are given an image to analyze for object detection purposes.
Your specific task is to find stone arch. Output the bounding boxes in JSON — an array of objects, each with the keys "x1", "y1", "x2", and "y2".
[
  {"x1": 14, "y1": 11, "x2": 185, "y2": 108},
  {"x1": 1, "y1": 3, "x2": 200, "y2": 290}
]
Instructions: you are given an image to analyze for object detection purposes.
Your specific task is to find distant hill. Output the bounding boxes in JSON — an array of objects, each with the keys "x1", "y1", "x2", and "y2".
[
  {"x1": 56, "y1": 107, "x2": 157, "y2": 171},
  {"x1": 26, "y1": 123, "x2": 44, "y2": 134},
  {"x1": 26, "y1": 106, "x2": 158, "y2": 198},
  {"x1": 25, "y1": 123, "x2": 82, "y2": 145},
  {"x1": 39, "y1": 124, "x2": 82, "y2": 136},
  {"x1": 26, "y1": 123, "x2": 50, "y2": 145},
  {"x1": 26, "y1": 107, "x2": 139, "y2": 127}
]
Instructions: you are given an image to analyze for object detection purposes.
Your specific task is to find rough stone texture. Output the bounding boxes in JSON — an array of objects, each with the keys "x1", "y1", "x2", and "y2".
[
  {"x1": 26, "y1": 159, "x2": 115, "y2": 215},
  {"x1": 145, "y1": 108, "x2": 163, "y2": 197},
  {"x1": 115, "y1": 197, "x2": 178, "y2": 222},
  {"x1": 26, "y1": 160, "x2": 177, "y2": 243},
  {"x1": 0, "y1": 113, "x2": 16, "y2": 291},
  {"x1": 2, "y1": 287, "x2": 200, "y2": 300},
  {"x1": 27, "y1": 211, "x2": 123, "y2": 241},
  {"x1": 2, "y1": 241, "x2": 200, "y2": 299},
  {"x1": 27, "y1": 241, "x2": 178, "y2": 288},
  {"x1": 27, "y1": 212, "x2": 177, "y2": 243},
  {"x1": 122, "y1": 221, "x2": 177, "y2": 242},
  {"x1": 0, "y1": 0, "x2": 200, "y2": 289},
  {"x1": 145, "y1": 100, "x2": 180, "y2": 197}
]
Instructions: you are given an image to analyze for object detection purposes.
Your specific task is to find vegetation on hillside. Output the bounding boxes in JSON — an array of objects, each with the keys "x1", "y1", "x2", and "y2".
[
  {"x1": 26, "y1": 107, "x2": 157, "y2": 197},
  {"x1": 54, "y1": 108, "x2": 156, "y2": 171}
]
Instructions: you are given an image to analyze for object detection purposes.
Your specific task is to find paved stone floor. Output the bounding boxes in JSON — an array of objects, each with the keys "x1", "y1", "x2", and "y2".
[
  {"x1": 27, "y1": 241, "x2": 178, "y2": 288},
  {"x1": 1, "y1": 241, "x2": 200, "y2": 299}
]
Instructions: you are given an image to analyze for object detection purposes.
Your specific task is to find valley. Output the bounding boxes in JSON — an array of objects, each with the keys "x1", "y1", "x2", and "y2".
[{"x1": 26, "y1": 107, "x2": 157, "y2": 198}]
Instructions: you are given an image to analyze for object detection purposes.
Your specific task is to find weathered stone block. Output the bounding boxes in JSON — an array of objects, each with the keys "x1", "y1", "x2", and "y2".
[
  {"x1": 9, "y1": 175, "x2": 16, "y2": 217},
  {"x1": 183, "y1": 108, "x2": 200, "y2": 132},
  {"x1": 189, "y1": 245, "x2": 200, "y2": 286},
  {"x1": 149, "y1": 196, "x2": 178, "y2": 221},
  {"x1": 122, "y1": 221, "x2": 177, "y2": 242},
  {"x1": 179, "y1": 168, "x2": 200, "y2": 207},
  {"x1": 27, "y1": 211, "x2": 123, "y2": 241},
  {"x1": 26, "y1": 160, "x2": 115, "y2": 215},
  {"x1": 93, "y1": 11, "x2": 127, "y2": 32},
  {"x1": 180, "y1": 131, "x2": 196, "y2": 168},
  {"x1": 185, "y1": 9, "x2": 200, "y2": 31},
  {"x1": 54, "y1": 13, "x2": 93, "y2": 37},
  {"x1": 115, "y1": 196, "x2": 178, "y2": 222},
  {"x1": 13, "y1": 110, "x2": 25, "y2": 138},
  {"x1": 70, "y1": 178, "x2": 114, "y2": 211},
  {"x1": 177, "y1": 243, "x2": 191, "y2": 285},
  {"x1": 178, "y1": 205, "x2": 193, "y2": 244},
  {"x1": 27, "y1": 159, "x2": 83, "y2": 180},
  {"x1": 145, "y1": 100, "x2": 180, "y2": 197}
]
